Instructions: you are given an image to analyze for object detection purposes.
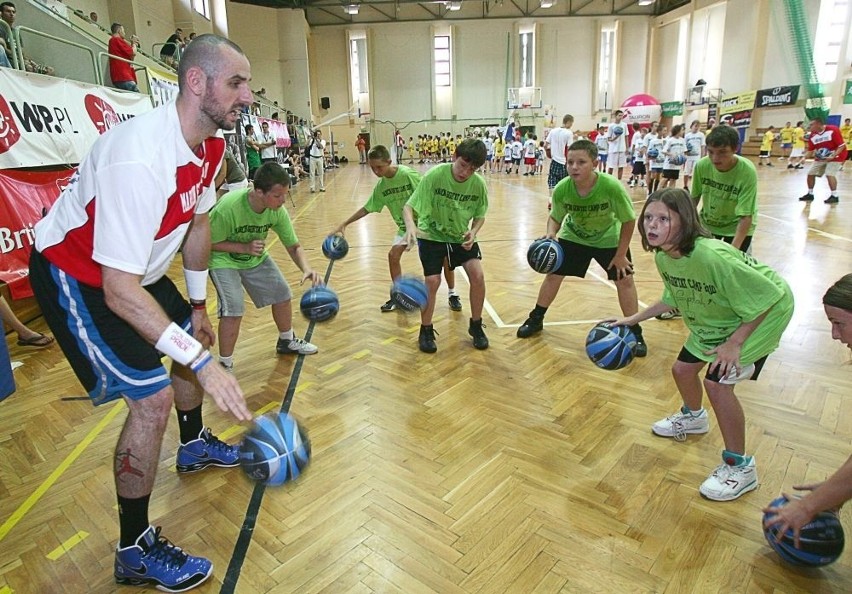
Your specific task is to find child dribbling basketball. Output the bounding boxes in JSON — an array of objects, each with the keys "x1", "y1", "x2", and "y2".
[
  {"x1": 609, "y1": 188, "x2": 794, "y2": 501},
  {"x1": 517, "y1": 139, "x2": 647, "y2": 356}
]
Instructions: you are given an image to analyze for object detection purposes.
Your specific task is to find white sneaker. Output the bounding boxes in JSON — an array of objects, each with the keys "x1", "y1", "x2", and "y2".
[
  {"x1": 699, "y1": 456, "x2": 758, "y2": 501},
  {"x1": 276, "y1": 336, "x2": 318, "y2": 355},
  {"x1": 652, "y1": 408, "x2": 709, "y2": 441}
]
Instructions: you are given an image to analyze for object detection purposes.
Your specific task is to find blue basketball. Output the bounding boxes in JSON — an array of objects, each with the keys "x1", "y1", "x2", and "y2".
[
  {"x1": 322, "y1": 234, "x2": 349, "y2": 260},
  {"x1": 762, "y1": 496, "x2": 845, "y2": 567},
  {"x1": 610, "y1": 125, "x2": 624, "y2": 137},
  {"x1": 814, "y1": 147, "x2": 833, "y2": 161},
  {"x1": 239, "y1": 412, "x2": 311, "y2": 487},
  {"x1": 299, "y1": 286, "x2": 339, "y2": 322},
  {"x1": 391, "y1": 275, "x2": 428, "y2": 311},
  {"x1": 668, "y1": 153, "x2": 687, "y2": 166},
  {"x1": 647, "y1": 148, "x2": 659, "y2": 159},
  {"x1": 527, "y1": 238, "x2": 564, "y2": 274},
  {"x1": 585, "y1": 324, "x2": 637, "y2": 370}
]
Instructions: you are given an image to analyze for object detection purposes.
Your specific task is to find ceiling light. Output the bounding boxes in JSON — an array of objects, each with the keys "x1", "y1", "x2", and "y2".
[
  {"x1": 540, "y1": 0, "x2": 554, "y2": 8},
  {"x1": 447, "y1": 1, "x2": 462, "y2": 10},
  {"x1": 637, "y1": 0, "x2": 655, "y2": 5},
  {"x1": 343, "y1": 3, "x2": 359, "y2": 14}
]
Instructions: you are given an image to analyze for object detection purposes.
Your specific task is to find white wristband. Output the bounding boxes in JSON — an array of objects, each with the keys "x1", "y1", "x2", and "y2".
[
  {"x1": 155, "y1": 322, "x2": 203, "y2": 366},
  {"x1": 184, "y1": 268, "x2": 208, "y2": 301}
]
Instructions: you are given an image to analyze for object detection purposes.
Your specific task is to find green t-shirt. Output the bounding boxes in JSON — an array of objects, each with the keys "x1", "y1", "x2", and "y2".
[
  {"x1": 656, "y1": 237, "x2": 793, "y2": 365},
  {"x1": 406, "y1": 163, "x2": 488, "y2": 243},
  {"x1": 208, "y1": 188, "x2": 299, "y2": 270},
  {"x1": 245, "y1": 134, "x2": 262, "y2": 169},
  {"x1": 365, "y1": 165, "x2": 421, "y2": 235},
  {"x1": 550, "y1": 172, "x2": 636, "y2": 248},
  {"x1": 691, "y1": 156, "x2": 758, "y2": 237}
]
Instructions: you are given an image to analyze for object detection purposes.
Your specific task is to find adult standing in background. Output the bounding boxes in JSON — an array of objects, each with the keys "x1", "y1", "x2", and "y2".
[
  {"x1": 355, "y1": 134, "x2": 367, "y2": 164},
  {"x1": 258, "y1": 121, "x2": 277, "y2": 164},
  {"x1": 798, "y1": 117, "x2": 847, "y2": 205},
  {"x1": 28, "y1": 35, "x2": 253, "y2": 592},
  {"x1": 544, "y1": 114, "x2": 575, "y2": 196},
  {"x1": 309, "y1": 129, "x2": 326, "y2": 193},
  {"x1": 243, "y1": 123, "x2": 262, "y2": 180},
  {"x1": 108, "y1": 23, "x2": 139, "y2": 92}
]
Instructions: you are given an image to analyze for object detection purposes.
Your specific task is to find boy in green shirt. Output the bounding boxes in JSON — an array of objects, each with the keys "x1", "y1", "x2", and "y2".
[
  {"x1": 517, "y1": 139, "x2": 647, "y2": 356},
  {"x1": 209, "y1": 163, "x2": 322, "y2": 371},
  {"x1": 332, "y1": 145, "x2": 462, "y2": 313},
  {"x1": 691, "y1": 125, "x2": 758, "y2": 252},
  {"x1": 403, "y1": 139, "x2": 489, "y2": 353}
]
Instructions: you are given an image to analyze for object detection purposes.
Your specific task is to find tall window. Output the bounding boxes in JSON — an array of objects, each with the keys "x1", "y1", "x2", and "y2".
[
  {"x1": 814, "y1": 0, "x2": 849, "y2": 83},
  {"x1": 192, "y1": 0, "x2": 209, "y2": 19},
  {"x1": 434, "y1": 35, "x2": 451, "y2": 87},
  {"x1": 597, "y1": 27, "x2": 616, "y2": 110},
  {"x1": 349, "y1": 35, "x2": 368, "y2": 95},
  {"x1": 519, "y1": 31, "x2": 533, "y2": 88}
]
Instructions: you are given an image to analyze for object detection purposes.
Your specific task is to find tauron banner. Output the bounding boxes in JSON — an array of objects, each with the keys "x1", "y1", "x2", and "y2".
[
  {"x1": 755, "y1": 86, "x2": 800, "y2": 108},
  {"x1": 0, "y1": 68, "x2": 152, "y2": 169}
]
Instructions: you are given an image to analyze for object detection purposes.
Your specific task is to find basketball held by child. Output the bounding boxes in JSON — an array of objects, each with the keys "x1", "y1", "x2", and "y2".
[
  {"x1": 610, "y1": 125, "x2": 624, "y2": 137},
  {"x1": 300, "y1": 286, "x2": 339, "y2": 322},
  {"x1": 390, "y1": 275, "x2": 428, "y2": 311},
  {"x1": 527, "y1": 238, "x2": 564, "y2": 274},
  {"x1": 322, "y1": 234, "x2": 349, "y2": 260},
  {"x1": 239, "y1": 411, "x2": 311, "y2": 487},
  {"x1": 762, "y1": 496, "x2": 845, "y2": 567},
  {"x1": 585, "y1": 323, "x2": 637, "y2": 370},
  {"x1": 668, "y1": 153, "x2": 687, "y2": 166}
]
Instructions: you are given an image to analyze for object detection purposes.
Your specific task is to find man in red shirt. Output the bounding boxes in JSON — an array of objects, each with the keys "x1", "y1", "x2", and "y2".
[
  {"x1": 799, "y1": 117, "x2": 848, "y2": 204},
  {"x1": 108, "y1": 23, "x2": 139, "y2": 92}
]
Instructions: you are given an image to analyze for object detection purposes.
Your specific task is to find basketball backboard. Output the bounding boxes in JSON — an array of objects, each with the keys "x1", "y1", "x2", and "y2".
[{"x1": 507, "y1": 87, "x2": 542, "y2": 110}]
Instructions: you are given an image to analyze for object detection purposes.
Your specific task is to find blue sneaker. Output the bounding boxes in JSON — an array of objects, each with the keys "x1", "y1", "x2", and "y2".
[
  {"x1": 114, "y1": 526, "x2": 212, "y2": 592},
  {"x1": 176, "y1": 428, "x2": 239, "y2": 473}
]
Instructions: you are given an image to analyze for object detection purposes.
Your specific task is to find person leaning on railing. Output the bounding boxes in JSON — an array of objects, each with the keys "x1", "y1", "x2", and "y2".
[{"x1": 108, "y1": 22, "x2": 139, "y2": 92}]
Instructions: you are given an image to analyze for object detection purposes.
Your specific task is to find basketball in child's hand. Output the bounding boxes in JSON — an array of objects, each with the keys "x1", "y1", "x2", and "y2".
[
  {"x1": 527, "y1": 239, "x2": 564, "y2": 274},
  {"x1": 762, "y1": 496, "x2": 845, "y2": 567},
  {"x1": 322, "y1": 234, "x2": 349, "y2": 260},
  {"x1": 610, "y1": 125, "x2": 624, "y2": 137},
  {"x1": 585, "y1": 324, "x2": 637, "y2": 371},
  {"x1": 300, "y1": 286, "x2": 339, "y2": 322},
  {"x1": 814, "y1": 148, "x2": 833, "y2": 161}
]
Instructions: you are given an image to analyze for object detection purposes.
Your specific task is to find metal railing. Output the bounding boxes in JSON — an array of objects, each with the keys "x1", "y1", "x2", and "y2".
[
  {"x1": 152, "y1": 42, "x2": 181, "y2": 67},
  {"x1": 15, "y1": 25, "x2": 98, "y2": 83}
]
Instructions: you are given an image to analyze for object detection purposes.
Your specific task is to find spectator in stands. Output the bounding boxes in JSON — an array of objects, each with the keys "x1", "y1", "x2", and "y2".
[
  {"x1": 243, "y1": 123, "x2": 262, "y2": 179},
  {"x1": 0, "y1": 2, "x2": 53, "y2": 75},
  {"x1": 108, "y1": 23, "x2": 139, "y2": 92},
  {"x1": 89, "y1": 11, "x2": 98, "y2": 24},
  {"x1": 0, "y1": 295, "x2": 54, "y2": 347},
  {"x1": 159, "y1": 27, "x2": 185, "y2": 67}
]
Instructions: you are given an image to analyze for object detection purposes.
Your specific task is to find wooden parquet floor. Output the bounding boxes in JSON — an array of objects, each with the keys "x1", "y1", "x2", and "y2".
[{"x1": 2, "y1": 158, "x2": 852, "y2": 593}]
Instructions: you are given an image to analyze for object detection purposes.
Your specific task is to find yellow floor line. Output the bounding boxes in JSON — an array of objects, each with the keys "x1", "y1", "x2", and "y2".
[
  {"x1": 46, "y1": 530, "x2": 90, "y2": 560},
  {"x1": 0, "y1": 400, "x2": 125, "y2": 543}
]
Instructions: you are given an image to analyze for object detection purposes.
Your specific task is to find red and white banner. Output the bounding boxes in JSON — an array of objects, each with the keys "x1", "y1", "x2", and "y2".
[
  {"x1": 0, "y1": 68, "x2": 153, "y2": 169},
  {"x1": 0, "y1": 168, "x2": 73, "y2": 298},
  {"x1": 240, "y1": 113, "x2": 291, "y2": 148}
]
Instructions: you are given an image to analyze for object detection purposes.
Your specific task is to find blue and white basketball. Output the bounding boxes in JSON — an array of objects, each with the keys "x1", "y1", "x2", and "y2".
[
  {"x1": 239, "y1": 412, "x2": 311, "y2": 487},
  {"x1": 647, "y1": 148, "x2": 659, "y2": 159},
  {"x1": 610, "y1": 125, "x2": 624, "y2": 137},
  {"x1": 762, "y1": 496, "x2": 845, "y2": 567},
  {"x1": 585, "y1": 324, "x2": 637, "y2": 371},
  {"x1": 527, "y1": 238, "x2": 564, "y2": 274},
  {"x1": 300, "y1": 286, "x2": 339, "y2": 322},
  {"x1": 322, "y1": 234, "x2": 349, "y2": 260},
  {"x1": 814, "y1": 147, "x2": 833, "y2": 161},
  {"x1": 668, "y1": 153, "x2": 687, "y2": 166},
  {"x1": 391, "y1": 275, "x2": 428, "y2": 311}
]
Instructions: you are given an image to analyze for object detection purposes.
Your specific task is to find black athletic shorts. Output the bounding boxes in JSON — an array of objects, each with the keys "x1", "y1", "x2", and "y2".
[
  {"x1": 662, "y1": 169, "x2": 680, "y2": 180},
  {"x1": 677, "y1": 346, "x2": 767, "y2": 383},
  {"x1": 552, "y1": 238, "x2": 632, "y2": 281},
  {"x1": 417, "y1": 238, "x2": 481, "y2": 276},
  {"x1": 714, "y1": 234, "x2": 752, "y2": 253}
]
